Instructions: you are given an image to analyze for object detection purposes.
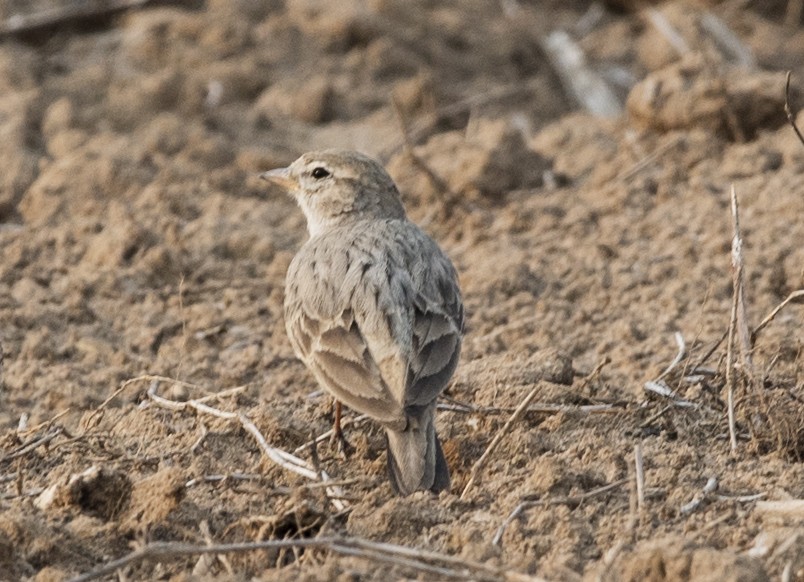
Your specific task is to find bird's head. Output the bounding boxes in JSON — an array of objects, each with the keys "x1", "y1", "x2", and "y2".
[{"x1": 261, "y1": 150, "x2": 406, "y2": 236}]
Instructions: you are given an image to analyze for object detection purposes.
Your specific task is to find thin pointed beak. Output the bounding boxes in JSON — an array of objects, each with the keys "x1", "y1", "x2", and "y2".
[{"x1": 259, "y1": 167, "x2": 298, "y2": 190}]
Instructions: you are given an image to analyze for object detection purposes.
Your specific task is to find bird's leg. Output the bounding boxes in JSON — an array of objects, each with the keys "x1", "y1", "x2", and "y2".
[{"x1": 330, "y1": 399, "x2": 353, "y2": 458}]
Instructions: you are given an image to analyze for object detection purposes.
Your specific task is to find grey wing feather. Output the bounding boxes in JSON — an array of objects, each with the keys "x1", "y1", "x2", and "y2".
[
  {"x1": 285, "y1": 250, "x2": 403, "y2": 426},
  {"x1": 404, "y1": 250, "x2": 463, "y2": 410}
]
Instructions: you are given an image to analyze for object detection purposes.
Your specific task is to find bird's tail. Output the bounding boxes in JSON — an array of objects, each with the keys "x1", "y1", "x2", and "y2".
[{"x1": 385, "y1": 403, "x2": 450, "y2": 496}]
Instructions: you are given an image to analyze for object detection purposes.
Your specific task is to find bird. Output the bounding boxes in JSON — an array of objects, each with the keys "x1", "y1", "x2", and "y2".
[{"x1": 260, "y1": 149, "x2": 463, "y2": 496}]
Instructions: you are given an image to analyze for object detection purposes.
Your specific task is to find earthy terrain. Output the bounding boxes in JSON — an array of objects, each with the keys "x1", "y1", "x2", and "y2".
[{"x1": 1, "y1": 0, "x2": 803, "y2": 581}]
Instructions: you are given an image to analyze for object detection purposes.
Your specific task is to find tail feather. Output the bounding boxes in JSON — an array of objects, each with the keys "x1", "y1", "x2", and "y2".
[{"x1": 386, "y1": 404, "x2": 450, "y2": 496}]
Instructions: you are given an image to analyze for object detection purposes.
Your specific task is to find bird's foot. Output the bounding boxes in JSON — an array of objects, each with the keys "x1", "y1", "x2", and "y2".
[{"x1": 330, "y1": 428, "x2": 353, "y2": 459}]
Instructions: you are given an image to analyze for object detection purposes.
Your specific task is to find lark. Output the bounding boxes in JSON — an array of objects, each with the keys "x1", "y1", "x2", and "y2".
[{"x1": 261, "y1": 150, "x2": 463, "y2": 496}]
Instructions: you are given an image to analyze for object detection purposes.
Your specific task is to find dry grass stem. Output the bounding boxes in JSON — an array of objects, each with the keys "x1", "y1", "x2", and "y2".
[
  {"x1": 541, "y1": 30, "x2": 622, "y2": 117},
  {"x1": 460, "y1": 384, "x2": 542, "y2": 500},
  {"x1": 644, "y1": 333, "x2": 696, "y2": 407},
  {"x1": 145, "y1": 381, "x2": 347, "y2": 511},
  {"x1": 0, "y1": 428, "x2": 62, "y2": 463},
  {"x1": 439, "y1": 400, "x2": 622, "y2": 416},
  {"x1": 715, "y1": 492, "x2": 765, "y2": 503},
  {"x1": 657, "y1": 331, "x2": 687, "y2": 381},
  {"x1": 645, "y1": 8, "x2": 689, "y2": 55},
  {"x1": 730, "y1": 190, "x2": 753, "y2": 375},
  {"x1": 725, "y1": 184, "x2": 746, "y2": 452},
  {"x1": 643, "y1": 381, "x2": 696, "y2": 408},
  {"x1": 67, "y1": 536, "x2": 552, "y2": 582},
  {"x1": 618, "y1": 135, "x2": 684, "y2": 183},
  {"x1": 84, "y1": 374, "x2": 245, "y2": 430},
  {"x1": 634, "y1": 443, "x2": 645, "y2": 513},
  {"x1": 699, "y1": 12, "x2": 755, "y2": 68},
  {"x1": 16, "y1": 408, "x2": 70, "y2": 437},
  {"x1": 785, "y1": 72, "x2": 804, "y2": 147},
  {"x1": 493, "y1": 478, "x2": 629, "y2": 545},
  {"x1": 0, "y1": 0, "x2": 149, "y2": 36},
  {"x1": 751, "y1": 289, "x2": 804, "y2": 344},
  {"x1": 680, "y1": 476, "x2": 718, "y2": 515},
  {"x1": 754, "y1": 499, "x2": 804, "y2": 518}
]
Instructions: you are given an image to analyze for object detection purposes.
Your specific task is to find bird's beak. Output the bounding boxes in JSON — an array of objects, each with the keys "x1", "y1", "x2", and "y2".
[{"x1": 259, "y1": 167, "x2": 298, "y2": 190}]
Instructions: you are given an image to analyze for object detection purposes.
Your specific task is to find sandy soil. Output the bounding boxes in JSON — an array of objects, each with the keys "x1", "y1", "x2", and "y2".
[{"x1": 1, "y1": 1, "x2": 803, "y2": 581}]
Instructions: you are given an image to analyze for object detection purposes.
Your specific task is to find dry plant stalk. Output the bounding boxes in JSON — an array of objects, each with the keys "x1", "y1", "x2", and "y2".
[
  {"x1": 751, "y1": 290, "x2": 804, "y2": 344},
  {"x1": 0, "y1": 0, "x2": 149, "y2": 36},
  {"x1": 785, "y1": 72, "x2": 804, "y2": 147},
  {"x1": 460, "y1": 384, "x2": 542, "y2": 500},
  {"x1": 725, "y1": 184, "x2": 748, "y2": 452},
  {"x1": 493, "y1": 478, "x2": 629, "y2": 546},
  {"x1": 144, "y1": 380, "x2": 348, "y2": 511},
  {"x1": 634, "y1": 443, "x2": 645, "y2": 514},
  {"x1": 67, "y1": 535, "x2": 552, "y2": 582}
]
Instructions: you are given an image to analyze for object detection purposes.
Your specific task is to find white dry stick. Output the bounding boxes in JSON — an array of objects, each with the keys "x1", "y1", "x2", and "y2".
[
  {"x1": 726, "y1": 184, "x2": 744, "y2": 452},
  {"x1": 754, "y1": 500, "x2": 804, "y2": 519},
  {"x1": 145, "y1": 382, "x2": 347, "y2": 511},
  {"x1": 541, "y1": 30, "x2": 622, "y2": 117},
  {"x1": 643, "y1": 381, "x2": 696, "y2": 408},
  {"x1": 680, "y1": 476, "x2": 718, "y2": 515},
  {"x1": 645, "y1": 8, "x2": 690, "y2": 56},
  {"x1": 731, "y1": 188, "x2": 753, "y2": 376},
  {"x1": 699, "y1": 12, "x2": 756, "y2": 68},
  {"x1": 461, "y1": 384, "x2": 542, "y2": 500},
  {"x1": 752, "y1": 289, "x2": 804, "y2": 344},
  {"x1": 492, "y1": 478, "x2": 629, "y2": 547},
  {"x1": 67, "y1": 536, "x2": 552, "y2": 582},
  {"x1": 0, "y1": 0, "x2": 148, "y2": 36},
  {"x1": 644, "y1": 333, "x2": 696, "y2": 407},
  {"x1": 657, "y1": 332, "x2": 686, "y2": 381},
  {"x1": 634, "y1": 444, "x2": 645, "y2": 514}
]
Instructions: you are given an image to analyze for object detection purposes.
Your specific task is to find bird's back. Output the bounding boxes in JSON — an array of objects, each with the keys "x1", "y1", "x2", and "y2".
[{"x1": 284, "y1": 218, "x2": 463, "y2": 421}]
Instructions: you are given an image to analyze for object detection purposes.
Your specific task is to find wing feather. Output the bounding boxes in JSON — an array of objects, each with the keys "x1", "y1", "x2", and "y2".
[{"x1": 284, "y1": 220, "x2": 463, "y2": 428}]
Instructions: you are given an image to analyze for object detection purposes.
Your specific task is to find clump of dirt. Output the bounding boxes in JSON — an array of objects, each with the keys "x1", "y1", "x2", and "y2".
[
  {"x1": 35, "y1": 465, "x2": 132, "y2": 521},
  {"x1": 120, "y1": 467, "x2": 185, "y2": 534},
  {"x1": 0, "y1": 0, "x2": 803, "y2": 580}
]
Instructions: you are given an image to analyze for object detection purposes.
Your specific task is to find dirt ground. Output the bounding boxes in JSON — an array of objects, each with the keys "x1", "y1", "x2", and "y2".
[{"x1": 1, "y1": 0, "x2": 803, "y2": 581}]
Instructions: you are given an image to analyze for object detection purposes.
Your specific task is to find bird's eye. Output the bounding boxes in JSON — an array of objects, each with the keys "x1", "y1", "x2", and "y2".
[{"x1": 311, "y1": 167, "x2": 330, "y2": 179}]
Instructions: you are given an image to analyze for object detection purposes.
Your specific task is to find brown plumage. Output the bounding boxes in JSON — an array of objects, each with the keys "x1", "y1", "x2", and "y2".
[{"x1": 261, "y1": 150, "x2": 463, "y2": 495}]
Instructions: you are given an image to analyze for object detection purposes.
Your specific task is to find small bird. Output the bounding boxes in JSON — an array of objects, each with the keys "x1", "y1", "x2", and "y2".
[{"x1": 261, "y1": 150, "x2": 463, "y2": 496}]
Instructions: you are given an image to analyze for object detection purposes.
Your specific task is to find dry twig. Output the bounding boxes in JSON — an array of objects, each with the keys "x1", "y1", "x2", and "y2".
[
  {"x1": 0, "y1": 428, "x2": 62, "y2": 464},
  {"x1": 643, "y1": 333, "x2": 698, "y2": 408},
  {"x1": 439, "y1": 399, "x2": 622, "y2": 416},
  {"x1": 68, "y1": 536, "x2": 551, "y2": 582},
  {"x1": 634, "y1": 443, "x2": 645, "y2": 514},
  {"x1": 754, "y1": 499, "x2": 804, "y2": 518},
  {"x1": 726, "y1": 184, "x2": 750, "y2": 452},
  {"x1": 83, "y1": 374, "x2": 246, "y2": 430},
  {"x1": 541, "y1": 30, "x2": 622, "y2": 117},
  {"x1": 493, "y1": 479, "x2": 629, "y2": 545},
  {"x1": 751, "y1": 289, "x2": 804, "y2": 345},
  {"x1": 785, "y1": 72, "x2": 804, "y2": 147},
  {"x1": 699, "y1": 12, "x2": 755, "y2": 68},
  {"x1": 145, "y1": 381, "x2": 347, "y2": 511},
  {"x1": 0, "y1": 0, "x2": 149, "y2": 36},
  {"x1": 460, "y1": 384, "x2": 542, "y2": 500},
  {"x1": 680, "y1": 476, "x2": 718, "y2": 515}
]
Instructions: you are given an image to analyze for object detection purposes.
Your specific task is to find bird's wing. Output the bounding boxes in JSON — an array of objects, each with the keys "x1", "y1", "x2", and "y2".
[
  {"x1": 404, "y1": 253, "x2": 463, "y2": 411},
  {"x1": 285, "y1": 247, "x2": 403, "y2": 427},
  {"x1": 356, "y1": 223, "x2": 464, "y2": 412}
]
